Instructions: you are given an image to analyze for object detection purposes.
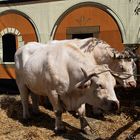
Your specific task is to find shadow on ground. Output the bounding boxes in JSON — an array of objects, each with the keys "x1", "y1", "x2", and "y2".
[{"x1": 0, "y1": 95, "x2": 100, "y2": 140}]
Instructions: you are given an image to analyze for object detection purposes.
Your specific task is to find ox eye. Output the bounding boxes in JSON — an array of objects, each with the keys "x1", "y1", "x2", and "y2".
[
  {"x1": 97, "y1": 84, "x2": 103, "y2": 89},
  {"x1": 120, "y1": 65, "x2": 124, "y2": 71}
]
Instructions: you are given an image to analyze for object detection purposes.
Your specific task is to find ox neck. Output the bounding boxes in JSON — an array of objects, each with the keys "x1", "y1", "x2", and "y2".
[{"x1": 79, "y1": 38, "x2": 120, "y2": 70}]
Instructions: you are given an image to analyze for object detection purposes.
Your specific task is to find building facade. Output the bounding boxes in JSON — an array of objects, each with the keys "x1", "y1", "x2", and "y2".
[{"x1": 0, "y1": 0, "x2": 140, "y2": 80}]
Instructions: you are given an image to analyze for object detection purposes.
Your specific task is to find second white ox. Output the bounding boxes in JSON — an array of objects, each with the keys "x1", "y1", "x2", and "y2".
[{"x1": 15, "y1": 44, "x2": 119, "y2": 133}]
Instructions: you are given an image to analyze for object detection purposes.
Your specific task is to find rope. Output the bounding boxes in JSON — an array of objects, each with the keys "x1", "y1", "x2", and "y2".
[
  {"x1": 94, "y1": 69, "x2": 140, "y2": 80},
  {"x1": 134, "y1": 74, "x2": 140, "y2": 77}
]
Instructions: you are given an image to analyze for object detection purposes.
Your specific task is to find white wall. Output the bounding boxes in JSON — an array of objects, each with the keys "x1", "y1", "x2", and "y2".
[{"x1": 0, "y1": 0, "x2": 139, "y2": 44}]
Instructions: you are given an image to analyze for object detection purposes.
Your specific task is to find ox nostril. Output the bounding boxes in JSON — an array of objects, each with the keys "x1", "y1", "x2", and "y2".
[
  {"x1": 111, "y1": 101, "x2": 119, "y2": 111},
  {"x1": 128, "y1": 81, "x2": 136, "y2": 88}
]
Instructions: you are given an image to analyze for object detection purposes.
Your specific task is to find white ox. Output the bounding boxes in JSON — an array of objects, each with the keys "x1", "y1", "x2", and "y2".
[
  {"x1": 49, "y1": 38, "x2": 136, "y2": 88},
  {"x1": 15, "y1": 38, "x2": 136, "y2": 117},
  {"x1": 15, "y1": 44, "x2": 119, "y2": 133}
]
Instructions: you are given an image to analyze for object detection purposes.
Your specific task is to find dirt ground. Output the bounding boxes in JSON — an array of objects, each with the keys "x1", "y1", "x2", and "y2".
[{"x1": 1, "y1": 94, "x2": 140, "y2": 140}]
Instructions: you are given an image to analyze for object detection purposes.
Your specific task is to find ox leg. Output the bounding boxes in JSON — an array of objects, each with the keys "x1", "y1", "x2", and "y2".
[
  {"x1": 19, "y1": 85, "x2": 30, "y2": 119},
  {"x1": 77, "y1": 104, "x2": 89, "y2": 131},
  {"x1": 47, "y1": 91, "x2": 65, "y2": 133},
  {"x1": 78, "y1": 104, "x2": 96, "y2": 135},
  {"x1": 30, "y1": 93, "x2": 39, "y2": 115},
  {"x1": 54, "y1": 110, "x2": 65, "y2": 133}
]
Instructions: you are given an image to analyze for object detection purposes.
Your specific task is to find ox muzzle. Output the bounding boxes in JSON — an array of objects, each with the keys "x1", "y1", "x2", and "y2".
[{"x1": 127, "y1": 81, "x2": 136, "y2": 88}]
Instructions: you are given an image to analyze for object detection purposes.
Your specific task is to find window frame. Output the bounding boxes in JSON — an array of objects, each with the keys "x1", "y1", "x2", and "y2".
[
  {"x1": 66, "y1": 26, "x2": 100, "y2": 39},
  {"x1": 0, "y1": 27, "x2": 24, "y2": 64}
]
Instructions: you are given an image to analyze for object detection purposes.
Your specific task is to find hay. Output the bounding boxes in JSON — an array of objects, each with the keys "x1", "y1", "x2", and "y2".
[{"x1": 1, "y1": 94, "x2": 140, "y2": 140}]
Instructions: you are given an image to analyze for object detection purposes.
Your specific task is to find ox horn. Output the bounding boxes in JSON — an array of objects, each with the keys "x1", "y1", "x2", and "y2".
[
  {"x1": 75, "y1": 68, "x2": 97, "y2": 89},
  {"x1": 81, "y1": 68, "x2": 97, "y2": 80},
  {"x1": 81, "y1": 68, "x2": 88, "y2": 78}
]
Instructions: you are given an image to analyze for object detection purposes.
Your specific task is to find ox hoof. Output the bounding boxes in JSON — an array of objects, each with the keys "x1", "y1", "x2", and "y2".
[
  {"x1": 81, "y1": 126, "x2": 99, "y2": 136},
  {"x1": 54, "y1": 128, "x2": 67, "y2": 135},
  {"x1": 21, "y1": 117, "x2": 32, "y2": 124},
  {"x1": 22, "y1": 113, "x2": 32, "y2": 123},
  {"x1": 32, "y1": 110, "x2": 41, "y2": 116}
]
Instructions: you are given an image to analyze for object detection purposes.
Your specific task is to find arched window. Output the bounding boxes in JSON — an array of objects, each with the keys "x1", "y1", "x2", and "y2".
[
  {"x1": 0, "y1": 27, "x2": 24, "y2": 64},
  {"x1": 2, "y1": 33, "x2": 16, "y2": 62}
]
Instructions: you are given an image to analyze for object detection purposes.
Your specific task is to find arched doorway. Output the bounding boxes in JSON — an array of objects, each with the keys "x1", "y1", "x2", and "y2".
[{"x1": 53, "y1": 3, "x2": 124, "y2": 52}]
